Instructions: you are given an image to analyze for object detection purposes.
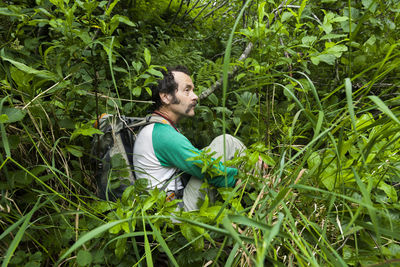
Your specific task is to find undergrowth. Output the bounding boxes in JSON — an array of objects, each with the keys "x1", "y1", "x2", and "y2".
[{"x1": 1, "y1": 0, "x2": 400, "y2": 266}]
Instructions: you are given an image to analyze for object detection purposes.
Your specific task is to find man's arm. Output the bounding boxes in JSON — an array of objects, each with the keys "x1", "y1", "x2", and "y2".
[{"x1": 152, "y1": 123, "x2": 237, "y2": 187}]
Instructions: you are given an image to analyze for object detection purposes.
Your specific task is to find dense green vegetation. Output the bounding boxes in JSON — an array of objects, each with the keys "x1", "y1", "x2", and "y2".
[{"x1": 1, "y1": 0, "x2": 400, "y2": 266}]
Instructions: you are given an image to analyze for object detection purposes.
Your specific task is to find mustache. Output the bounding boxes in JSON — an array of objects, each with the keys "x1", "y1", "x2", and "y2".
[
  {"x1": 190, "y1": 101, "x2": 197, "y2": 107},
  {"x1": 185, "y1": 101, "x2": 197, "y2": 113}
]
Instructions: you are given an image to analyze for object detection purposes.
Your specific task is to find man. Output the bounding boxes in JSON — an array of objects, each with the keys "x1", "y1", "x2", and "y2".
[{"x1": 132, "y1": 66, "x2": 245, "y2": 211}]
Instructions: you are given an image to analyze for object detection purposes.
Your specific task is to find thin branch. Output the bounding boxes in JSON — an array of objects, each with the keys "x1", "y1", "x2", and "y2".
[
  {"x1": 169, "y1": 0, "x2": 185, "y2": 26},
  {"x1": 199, "y1": 42, "x2": 253, "y2": 100},
  {"x1": 22, "y1": 74, "x2": 72, "y2": 110},
  {"x1": 201, "y1": 0, "x2": 229, "y2": 20},
  {"x1": 166, "y1": 0, "x2": 173, "y2": 12},
  {"x1": 86, "y1": 92, "x2": 154, "y2": 104},
  {"x1": 187, "y1": 0, "x2": 212, "y2": 25},
  {"x1": 181, "y1": 0, "x2": 201, "y2": 20}
]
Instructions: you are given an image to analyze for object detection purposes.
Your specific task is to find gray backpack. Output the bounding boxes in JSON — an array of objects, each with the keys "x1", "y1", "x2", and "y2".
[{"x1": 92, "y1": 114, "x2": 166, "y2": 201}]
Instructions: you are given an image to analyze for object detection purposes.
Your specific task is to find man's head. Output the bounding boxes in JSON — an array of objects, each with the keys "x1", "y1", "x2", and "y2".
[{"x1": 152, "y1": 66, "x2": 198, "y2": 122}]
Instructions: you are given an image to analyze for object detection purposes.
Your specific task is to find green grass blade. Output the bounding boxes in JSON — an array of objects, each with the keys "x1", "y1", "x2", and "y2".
[
  {"x1": 229, "y1": 214, "x2": 289, "y2": 238},
  {"x1": 352, "y1": 167, "x2": 380, "y2": 245},
  {"x1": 353, "y1": 220, "x2": 400, "y2": 240},
  {"x1": 0, "y1": 214, "x2": 26, "y2": 241},
  {"x1": 369, "y1": 95, "x2": 400, "y2": 125},
  {"x1": 321, "y1": 53, "x2": 400, "y2": 101},
  {"x1": 222, "y1": 217, "x2": 250, "y2": 258},
  {"x1": 345, "y1": 78, "x2": 357, "y2": 132},
  {"x1": 0, "y1": 153, "x2": 9, "y2": 172},
  {"x1": 104, "y1": 231, "x2": 153, "y2": 248},
  {"x1": 363, "y1": 43, "x2": 399, "y2": 96},
  {"x1": 221, "y1": 0, "x2": 252, "y2": 182},
  {"x1": 224, "y1": 243, "x2": 240, "y2": 267},
  {"x1": 298, "y1": 72, "x2": 323, "y2": 110},
  {"x1": 142, "y1": 213, "x2": 153, "y2": 267},
  {"x1": 255, "y1": 213, "x2": 284, "y2": 267},
  {"x1": 57, "y1": 218, "x2": 132, "y2": 264},
  {"x1": 9, "y1": 158, "x2": 79, "y2": 208},
  {"x1": 2, "y1": 197, "x2": 43, "y2": 267},
  {"x1": 293, "y1": 184, "x2": 377, "y2": 211},
  {"x1": 274, "y1": 83, "x2": 305, "y2": 111},
  {"x1": 0, "y1": 96, "x2": 10, "y2": 157},
  {"x1": 148, "y1": 219, "x2": 179, "y2": 267},
  {"x1": 0, "y1": 123, "x2": 10, "y2": 158},
  {"x1": 263, "y1": 188, "x2": 289, "y2": 217},
  {"x1": 211, "y1": 236, "x2": 227, "y2": 267},
  {"x1": 313, "y1": 110, "x2": 324, "y2": 140}
]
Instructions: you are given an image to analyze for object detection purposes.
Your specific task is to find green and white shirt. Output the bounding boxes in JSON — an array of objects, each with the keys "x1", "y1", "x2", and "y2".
[{"x1": 132, "y1": 122, "x2": 237, "y2": 192}]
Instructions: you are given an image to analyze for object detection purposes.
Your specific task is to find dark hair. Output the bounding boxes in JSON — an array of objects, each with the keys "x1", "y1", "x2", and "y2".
[{"x1": 151, "y1": 65, "x2": 190, "y2": 110}]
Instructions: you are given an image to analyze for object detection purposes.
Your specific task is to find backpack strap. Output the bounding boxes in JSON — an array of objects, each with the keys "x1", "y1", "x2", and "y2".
[{"x1": 147, "y1": 114, "x2": 170, "y2": 125}]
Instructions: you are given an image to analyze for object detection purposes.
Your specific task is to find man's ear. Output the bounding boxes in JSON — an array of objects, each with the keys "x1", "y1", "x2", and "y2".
[{"x1": 160, "y1": 93, "x2": 171, "y2": 105}]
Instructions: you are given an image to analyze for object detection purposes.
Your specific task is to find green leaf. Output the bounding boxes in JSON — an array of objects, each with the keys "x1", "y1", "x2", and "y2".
[
  {"x1": 65, "y1": 145, "x2": 84, "y2": 158},
  {"x1": 235, "y1": 73, "x2": 245, "y2": 81},
  {"x1": 355, "y1": 113, "x2": 374, "y2": 130},
  {"x1": 115, "y1": 237, "x2": 126, "y2": 259},
  {"x1": 0, "y1": 114, "x2": 8, "y2": 123},
  {"x1": 311, "y1": 54, "x2": 336, "y2": 65},
  {"x1": 147, "y1": 68, "x2": 163, "y2": 78},
  {"x1": 326, "y1": 44, "x2": 348, "y2": 57},
  {"x1": 76, "y1": 250, "x2": 92, "y2": 267},
  {"x1": 208, "y1": 93, "x2": 219, "y2": 106},
  {"x1": 322, "y1": 22, "x2": 332, "y2": 34},
  {"x1": 180, "y1": 224, "x2": 204, "y2": 251},
  {"x1": 113, "y1": 66, "x2": 128, "y2": 73},
  {"x1": 109, "y1": 14, "x2": 135, "y2": 34},
  {"x1": 132, "y1": 61, "x2": 142, "y2": 72},
  {"x1": 0, "y1": 7, "x2": 22, "y2": 17},
  {"x1": 142, "y1": 213, "x2": 154, "y2": 267},
  {"x1": 281, "y1": 12, "x2": 293, "y2": 22},
  {"x1": 131, "y1": 86, "x2": 142, "y2": 96},
  {"x1": 362, "y1": 0, "x2": 378, "y2": 12},
  {"x1": 114, "y1": 14, "x2": 135, "y2": 26},
  {"x1": 301, "y1": 36, "x2": 317, "y2": 46},
  {"x1": 76, "y1": 31, "x2": 91, "y2": 45},
  {"x1": 377, "y1": 182, "x2": 397, "y2": 202},
  {"x1": 260, "y1": 154, "x2": 275, "y2": 166},
  {"x1": 1, "y1": 50, "x2": 58, "y2": 81},
  {"x1": 320, "y1": 33, "x2": 347, "y2": 40},
  {"x1": 144, "y1": 48, "x2": 151, "y2": 66},
  {"x1": 105, "y1": 0, "x2": 120, "y2": 16},
  {"x1": 331, "y1": 16, "x2": 348, "y2": 23},
  {"x1": 70, "y1": 124, "x2": 103, "y2": 140},
  {"x1": 145, "y1": 87, "x2": 152, "y2": 96},
  {"x1": 0, "y1": 107, "x2": 26, "y2": 123}
]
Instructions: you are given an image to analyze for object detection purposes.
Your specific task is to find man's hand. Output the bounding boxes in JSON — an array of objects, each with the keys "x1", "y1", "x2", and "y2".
[{"x1": 257, "y1": 155, "x2": 269, "y2": 172}]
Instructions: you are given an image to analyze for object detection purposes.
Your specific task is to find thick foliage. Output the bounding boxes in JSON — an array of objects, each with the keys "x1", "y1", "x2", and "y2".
[{"x1": 1, "y1": 0, "x2": 400, "y2": 266}]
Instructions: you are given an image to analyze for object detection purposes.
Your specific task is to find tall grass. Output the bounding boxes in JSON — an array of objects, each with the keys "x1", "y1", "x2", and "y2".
[{"x1": 1, "y1": 0, "x2": 399, "y2": 266}]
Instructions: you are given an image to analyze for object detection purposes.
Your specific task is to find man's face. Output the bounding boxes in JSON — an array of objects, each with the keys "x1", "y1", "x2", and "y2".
[{"x1": 166, "y1": 71, "x2": 198, "y2": 120}]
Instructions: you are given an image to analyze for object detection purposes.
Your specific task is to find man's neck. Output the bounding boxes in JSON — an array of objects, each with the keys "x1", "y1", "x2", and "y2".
[{"x1": 154, "y1": 108, "x2": 179, "y2": 125}]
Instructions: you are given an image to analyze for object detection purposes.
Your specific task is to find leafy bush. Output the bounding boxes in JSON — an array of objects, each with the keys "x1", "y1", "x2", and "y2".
[{"x1": 1, "y1": 0, "x2": 400, "y2": 266}]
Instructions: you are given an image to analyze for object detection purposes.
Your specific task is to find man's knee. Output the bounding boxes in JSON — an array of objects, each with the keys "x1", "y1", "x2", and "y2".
[{"x1": 208, "y1": 134, "x2": 246, "y2": 160}]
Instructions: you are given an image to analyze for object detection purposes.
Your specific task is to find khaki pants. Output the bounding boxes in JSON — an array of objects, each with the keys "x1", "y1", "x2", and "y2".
[{"x1": 182, "y1": 134, "x2": 246, "y2": 211}]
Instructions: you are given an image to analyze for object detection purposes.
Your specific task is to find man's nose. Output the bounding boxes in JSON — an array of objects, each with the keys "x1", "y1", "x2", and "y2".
[{"x1": 192, "y1": 91, "x2": 198, "y2": 101}]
